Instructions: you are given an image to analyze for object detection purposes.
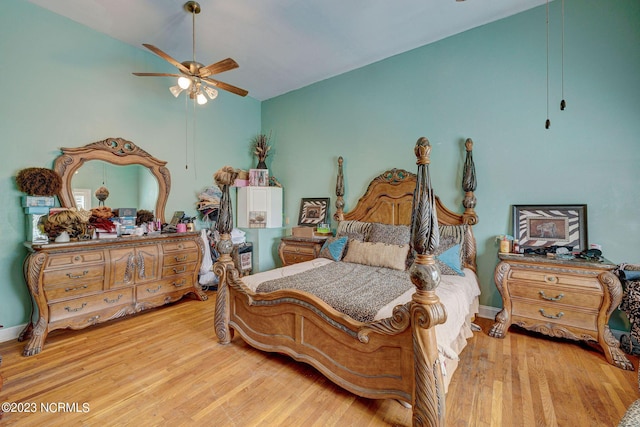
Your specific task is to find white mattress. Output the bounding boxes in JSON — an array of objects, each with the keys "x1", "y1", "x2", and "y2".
[{"x1": 241, "y1": 259, "x2": 481, "y2": 362}]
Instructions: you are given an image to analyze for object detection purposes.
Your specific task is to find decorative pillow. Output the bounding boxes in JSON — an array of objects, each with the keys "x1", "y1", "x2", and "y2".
[
  {"x1": 368, "y1": 223, "x2": 411, "y2": 246},
  {"x1": 440, "y1": 224, "x2": 468, "y2": 260},
  {"x1": 434, "y1": 236, "x2": 465, "y2": 276},
  {"x1": 336, "y1": 220, "x2": 373, "y2": 241},
  {"x1": 342, "y1": 240, "x2": 409, "y2": 271},
  {"x1": 319, "y1": 236, "x2": 348, "y2": 261}
]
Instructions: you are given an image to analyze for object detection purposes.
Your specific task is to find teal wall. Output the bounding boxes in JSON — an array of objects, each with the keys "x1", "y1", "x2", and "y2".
[
  {"x1": 262, "y1": 0, "x2": 640, "y2": 330},
  {"x1": 2, "y1": 0, "x2": 639, "y2": 333},
  {"x1": 0, "y1": 1, "x2": 261, "y2": 328}
]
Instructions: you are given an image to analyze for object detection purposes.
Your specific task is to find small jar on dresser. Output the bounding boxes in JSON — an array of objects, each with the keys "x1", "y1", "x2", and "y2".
[
  {"x1": 278, "y1": 236, "x2": 328, "y2": 266},
  {"x1": 489, "y1": 252, "x2": 633, "y2": 370}
]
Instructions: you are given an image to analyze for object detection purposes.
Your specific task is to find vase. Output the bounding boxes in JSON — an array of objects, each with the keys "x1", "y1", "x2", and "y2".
[{"x1": 256, "y1": 160, "x2": 267, "y2": 169}]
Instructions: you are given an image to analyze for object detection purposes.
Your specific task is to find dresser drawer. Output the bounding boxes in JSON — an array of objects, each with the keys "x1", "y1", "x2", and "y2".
[
  {"x1": 44, "y1": 278, "x2": 104, "y2": 302},
  {"x1": 508, "y1": 281, "x2": 602, "y2": 310},
  {"x1": 136, "y1": 276, "x2": 195, "y2": 300},
  {"x1": 43, "y1": 264, "x2": 105, "y2": 287},
  {"x1": 163, "y1": 251, "x2": 199, "y2": 266},
  {"x1": 45, "y1": 251, "x2": 105, "y2": 268},
  {"x1": 49, "y1": 288, "x2": 134, "y2": 323},
  {"x1": 161, "y1": 262, "x2": 198, "y2": 278},
  {"x1": 162, "y1": 240, "x2": 199, "y2": 253},
  {"x1": 509, "y1": 268, "x2": 602, "y2": 291},
  {"x1": 512, "y1": 300, "x2": 598, "y2": 332}
]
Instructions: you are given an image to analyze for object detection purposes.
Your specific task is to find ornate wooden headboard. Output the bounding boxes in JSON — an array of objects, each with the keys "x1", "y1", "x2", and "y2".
[
  {"x1": 333, "y1": 138, "x2": 479, "y2": 272},
  {"x1": 333, "y1": 139, "x2": 478, "y2": 228}
]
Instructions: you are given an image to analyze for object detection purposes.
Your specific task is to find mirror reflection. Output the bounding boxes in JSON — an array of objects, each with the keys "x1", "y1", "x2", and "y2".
[{"x1": 71, "y1": 161, "x2": 159, "y2": 212}]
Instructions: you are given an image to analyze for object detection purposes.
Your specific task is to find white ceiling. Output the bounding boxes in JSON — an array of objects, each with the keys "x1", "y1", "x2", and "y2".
[{"x1": 27, "y1": 0, "x2": 548, "y2": 101}]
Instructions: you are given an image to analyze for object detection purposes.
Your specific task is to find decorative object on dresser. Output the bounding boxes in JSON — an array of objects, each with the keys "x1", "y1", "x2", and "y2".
[
  {"x1": 278, "y1": 235, "x2": 328, "y2": 266},
  {"x1": 297, "y1": 198, "x2": 329, "y2": 226},
  {"x1": 512, "y1": 204, "x2": 587, "y2": 252},
  {"x1": 489, "y1": 253, "x2": 633, "y2": 370},
  {"x1": 19, "y1": 138, "x2": 207, "y2": 356}
]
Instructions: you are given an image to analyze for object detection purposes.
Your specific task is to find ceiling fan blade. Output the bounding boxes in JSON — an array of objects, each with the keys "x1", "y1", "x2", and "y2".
[
  {"x1": 132, "y1": 72, "x2": 182, "y2": 77},
  {"x1": 142, "y1": 44, "x2": 191, "y2": 75},
  {"x1": 197, "y1": 58, "x2": 239, "y2": 78},
  {"x1": 202, "y1": 78, "x2": 249, "y2": 97}
]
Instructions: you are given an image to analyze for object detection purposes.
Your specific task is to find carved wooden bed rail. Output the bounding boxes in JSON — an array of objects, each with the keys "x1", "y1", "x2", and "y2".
[{"x1": 213, "y1": 138, "x2": 478, "y2": 426}]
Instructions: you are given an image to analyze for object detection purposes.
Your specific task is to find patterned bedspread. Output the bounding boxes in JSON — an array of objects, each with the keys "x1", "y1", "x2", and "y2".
[{"x1": 256, "y1": 262, "x2": 413, "y2": 323}]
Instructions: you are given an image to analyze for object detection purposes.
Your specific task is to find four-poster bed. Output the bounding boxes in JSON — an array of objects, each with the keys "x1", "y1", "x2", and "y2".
[{"x1": 213, "y1": 137, "x2": 479, "y2": 426}]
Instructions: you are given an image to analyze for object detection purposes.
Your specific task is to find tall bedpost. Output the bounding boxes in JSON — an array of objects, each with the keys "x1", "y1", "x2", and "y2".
[
  {"x1": 462, "y1": 138, "x2": 478, "y2": 226},
  {"x1": 213, "y1": 166, "x2": 238, "y2": 345},
  {"x1": 334, "y1": 156, "x2": 345, "y2": 221},
  {"x1": 409, "y1": 137, "x2": 447, "y2": 427}
]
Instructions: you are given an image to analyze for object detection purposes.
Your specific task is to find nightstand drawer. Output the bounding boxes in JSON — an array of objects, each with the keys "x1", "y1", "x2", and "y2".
[
  {"x1": 509, "y1": 281, "x2": 602, "y2": 309},
  {"x1": 509, "y1": 268, "x2": 602, "y2": 290},
  {"x1": 283, "y1": 245, "x2": 317, "y2": 256},
  {"x1": 512, "y1": 300, "x2": 598, "y2": 332},
  {"x1": 283, "y1": 253, "x2": 316, "y2": 264}
]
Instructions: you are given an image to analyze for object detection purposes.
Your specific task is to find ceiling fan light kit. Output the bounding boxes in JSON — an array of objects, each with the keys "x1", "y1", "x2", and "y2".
[{"x1": 132, "y1": 1, "x2": 248, "y2": 105}]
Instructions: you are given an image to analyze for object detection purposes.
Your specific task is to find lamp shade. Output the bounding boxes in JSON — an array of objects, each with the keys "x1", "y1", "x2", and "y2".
[{"x1": 178, "y1": 76, "x2": 192, "y2": 89}]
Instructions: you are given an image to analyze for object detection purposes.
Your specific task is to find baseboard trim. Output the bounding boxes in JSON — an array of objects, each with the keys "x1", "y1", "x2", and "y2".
[{"x1": 0, "y1": 323, "x2": 27, "y2": 343}]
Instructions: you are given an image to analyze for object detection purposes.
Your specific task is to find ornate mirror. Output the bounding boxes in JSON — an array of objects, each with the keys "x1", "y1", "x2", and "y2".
[{"x1": 54, "y1": 137, "x2": 171, "y2": 223}]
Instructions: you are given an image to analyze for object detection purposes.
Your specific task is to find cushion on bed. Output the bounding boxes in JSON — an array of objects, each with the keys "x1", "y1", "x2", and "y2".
[
  {"x1": 336, "y1": 220, "x2": 373, "y2": 241},
  {"x1": 368, "y1": 223, "x2": 411, "y2": 245},
  {"x1": 342, "y1": 239, "x2": 409, "y2": 270},
  {"x1": 319, "y1": 236, "x2": 348, "y2": 261},
  {"x1": 435, "y1": 236, "x2": 465, "y2": 276}
]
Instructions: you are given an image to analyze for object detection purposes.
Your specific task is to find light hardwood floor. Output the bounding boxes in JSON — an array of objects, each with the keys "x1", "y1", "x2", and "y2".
[{"x1": 0, "y1": 292, "x2": 637, "y2": 426}]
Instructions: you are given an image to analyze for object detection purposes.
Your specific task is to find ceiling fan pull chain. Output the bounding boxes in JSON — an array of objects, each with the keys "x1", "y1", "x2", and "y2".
[
  {"x1": 560, "y1": 0, "x2": 566, "y2": 111},
  {"x1": 545, "y1": 0, "x2": 550, "y2": 129}
]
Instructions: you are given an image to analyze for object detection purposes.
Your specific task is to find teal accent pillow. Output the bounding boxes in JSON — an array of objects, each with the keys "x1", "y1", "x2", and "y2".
[
  {"x1": 436, "y1": 243, "x2": 465, "y2": 276},
  {"x1": 319, "y1": 236, "x2": 348, "y2": 261}
]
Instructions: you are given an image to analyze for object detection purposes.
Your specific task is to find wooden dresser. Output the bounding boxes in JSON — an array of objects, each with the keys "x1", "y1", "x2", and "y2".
[
  {"x1": 489, "y1": 253, "x2": 632, "y2": 370},
  {"x1": 20, "y1": 232, "x2": 207, "y2": 356},
  {"x1": 278, "y1": 236, "x2": 327, "y2": 266}
]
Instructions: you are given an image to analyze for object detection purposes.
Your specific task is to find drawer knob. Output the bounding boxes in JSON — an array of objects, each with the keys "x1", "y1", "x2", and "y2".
[
  {"x1": 539, "y1": 309, "x2": 564, "y2": 319},
  {"x1": 64, "y1": 302, "x2": 87, "y2": 312},
  {"x1": 544, "y1": 275, "x2": 558, "y2": 283},
  {"x1": 67, "y1": 270, "x2": 89, "y2": 279},
  {"x1": 65, "y1": 284, "x2": 89, "y2": 292},
  {"x1": 104, "y1": 294, "x2": 123, "y2": 304},
  {"x1": 539, "y1": 291, "x2": 564, "y2": 301}
]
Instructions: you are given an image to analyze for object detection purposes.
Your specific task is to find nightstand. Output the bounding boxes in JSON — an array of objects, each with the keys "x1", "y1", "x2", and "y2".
[
  {"x1": 278, "y1": 236, "x2": 328, "y2": 266},
  {"x1": 489, "y1": 253, "x2": 633, "y2": 370}
]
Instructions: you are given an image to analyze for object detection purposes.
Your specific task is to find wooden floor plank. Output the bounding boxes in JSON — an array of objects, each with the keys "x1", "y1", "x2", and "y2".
[{"x1": 0, "y1": 294, "x2": 638, "y2": 426}]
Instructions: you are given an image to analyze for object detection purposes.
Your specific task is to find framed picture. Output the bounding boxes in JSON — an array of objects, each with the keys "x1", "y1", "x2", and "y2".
[
  {"x1": 298, "y1": 198, "x2": 329, "y2": 226},
  {"x1": 512, "y1": 204, "x2": 588, "y2": 251},
  {"x1": 248, "y1": 211, "x2": 266, "y2": 228},
  {"x1": 249, "y1": 169, "x2": 269, "y2": 187}
]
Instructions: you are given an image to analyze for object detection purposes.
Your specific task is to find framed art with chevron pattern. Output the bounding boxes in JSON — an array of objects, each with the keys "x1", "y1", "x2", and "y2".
[
  {"x1": 512, "y1": 204, "x2": 588, "y2": 251},
  {"x1": 298, "y1": 198, "x2": 330, "y2": 227}
]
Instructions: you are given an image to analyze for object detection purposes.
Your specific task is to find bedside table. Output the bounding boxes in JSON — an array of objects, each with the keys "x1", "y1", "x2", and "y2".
[
  {"x1": 489, "y1": 253, "x2": 633, "y2": 370},
  {"x1": 278, "y1": 236, "x2": 328, "y2": 266}
]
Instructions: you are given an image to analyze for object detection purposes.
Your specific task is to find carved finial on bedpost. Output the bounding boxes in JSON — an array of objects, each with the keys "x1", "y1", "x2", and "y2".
[
  {"x1": 462, "y1": 138, "x2": 478, "y2": 226},
  {"x1": 212, "y1": 166, "x2": 238, "y2": 345},
  {"x1": 334, "y1": 156, "x2": 345, "y2": 222},
  {"x1": 409, "y1": 137, "x2": 447, "y2": 427}
]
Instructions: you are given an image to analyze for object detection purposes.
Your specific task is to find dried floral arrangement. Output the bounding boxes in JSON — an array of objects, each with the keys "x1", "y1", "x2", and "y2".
[
  {"x1": 15, "y1": 167, "x2": 62, "y2": 196},
  {"x1": 250, "y1": 132, "x2": 272, "y2": 168}
]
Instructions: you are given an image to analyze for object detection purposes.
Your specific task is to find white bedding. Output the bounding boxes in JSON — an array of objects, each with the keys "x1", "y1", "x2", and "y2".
[{"x1": 240, "y1": 258, "x2": 481, "y2": 362}]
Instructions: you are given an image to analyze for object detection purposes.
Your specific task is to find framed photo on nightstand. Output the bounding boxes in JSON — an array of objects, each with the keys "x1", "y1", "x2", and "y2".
[
  {"x1": 512, "y1": 204, "x2": 587, "y2": 251},
  {"x1": 298, "y1": 198, "x2": 329, "y2": 226}
]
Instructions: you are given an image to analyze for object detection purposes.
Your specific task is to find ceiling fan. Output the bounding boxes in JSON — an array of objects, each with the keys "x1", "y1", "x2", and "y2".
[{"x1": 133, "y1": 1, "x2": 248, "y2": 104}]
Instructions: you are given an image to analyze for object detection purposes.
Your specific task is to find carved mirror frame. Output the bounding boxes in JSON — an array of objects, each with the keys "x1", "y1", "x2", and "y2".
[{"x1": 53, "y1": 137, "x2": 171, "y2": 223}]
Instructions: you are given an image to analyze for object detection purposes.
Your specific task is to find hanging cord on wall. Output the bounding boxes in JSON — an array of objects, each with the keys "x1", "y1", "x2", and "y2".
[
  {"x1": 560, "y1": 0, "x2": 566, "y2": 111},
  {"x1": 191, "y1": 96, "x2": 198, "y2": 177},
  {"x1": 545, "y1": 0, "x2": 551, "y2": 129},
  {"x1": 184, "y1": 92, "x2": 189, "y2": 170}
]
